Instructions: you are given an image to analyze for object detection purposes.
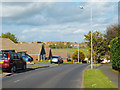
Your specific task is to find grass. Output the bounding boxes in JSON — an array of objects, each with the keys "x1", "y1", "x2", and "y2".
[
  {"x1": 84, "y1": 69, "x2": 117, "y2": 88},
  {"x1": 27, "y1": 65, "x2": 49, "y2": 69},
  {"x1": 52, "y1": 47, "x2": 89, "y2": 56},
  {"x1": 34, "y1": 61, "x2": 50, "y2": 64},
  {"x1": 89, "y1": 63, "x2": 101, "y2": 67},
  {"x1": 0, "y1": 70, "x2": 2, "y2": 74}
]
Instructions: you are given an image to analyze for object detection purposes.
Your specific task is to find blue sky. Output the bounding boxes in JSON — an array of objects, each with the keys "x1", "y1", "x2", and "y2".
[{"x1": 1, "y1": 1, "x2": 118, "y2": 42}]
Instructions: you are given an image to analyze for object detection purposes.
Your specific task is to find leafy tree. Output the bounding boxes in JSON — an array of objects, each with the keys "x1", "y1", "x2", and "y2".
[
  {"x1": 49, "y1": 44, "x2": 55, "y2": 48},
  {"x1": 84, "y1": 31, "x2": 108, "y2": 62},
  {"x1": 106, "y1": 24, "x2": 119, "y2": 44},
  {"x1": 66, "y1": 42, "x2": 72, "y2": 48},
  {"x1": 72, "y1": 50, "x2": 85, "y2": 62},
  {"x1": 110, "y1": 36, "x2": 120, "y2": 71},
  {"x1": 37, "y1": 41, "x2": 43, "y2": 43},
  {"x1": 1, "y1": 32, "x2": 18, "y2": 43},
  {"x1": 55, "y1": 42, "x2": 66, "y2": 48}
]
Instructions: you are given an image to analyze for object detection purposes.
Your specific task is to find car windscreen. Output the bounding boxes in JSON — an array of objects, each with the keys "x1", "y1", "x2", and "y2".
[{"x1": 0, "y1": 53, "x2": 8, "y2": 59}]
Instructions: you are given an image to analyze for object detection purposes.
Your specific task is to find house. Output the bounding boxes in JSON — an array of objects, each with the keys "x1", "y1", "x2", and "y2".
[
  {"x1": 16, "y1": 43, "x2": 46, "y2": 61},
  {"x1": 52, "y1": 50, "x2": 68, "y2": 62},
  {"x1": 45, "y1": 48, "x2": 52, "y2": 60},
  {"x1": 0, "y1": 38, "x2": 52, "y2": 61},
  {"x1": 0, "y1": 38, "x2": 17, "y2": 50}
]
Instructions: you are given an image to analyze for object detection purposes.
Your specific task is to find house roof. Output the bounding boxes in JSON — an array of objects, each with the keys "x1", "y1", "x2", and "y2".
[
  {"x1": 0, "y1": 38, "x2": 17, "y2": 50},
  {"x1": 67, "y1": 52, "x2": 73, "y2": 58},
  {"x1": 16, "y1": 43, "x2": 42, "y2": 54},
  {"x1": 52, "y1": 50, "x2": 68, "y2": 59},
  {"x1": 45, "y1": 48, "x2": 51, "y2": 57},
  {"x1": 0, "y1": 38, "x2": 43, "y2": 54}
]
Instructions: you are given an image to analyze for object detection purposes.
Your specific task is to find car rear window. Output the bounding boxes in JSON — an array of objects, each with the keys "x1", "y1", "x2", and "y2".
[
  {"x1": 0, "y1": 53, "x2": 8, "y2": 59},
  {"x1": 52, "y1": 56, "x2": 59, "y2": 58}
]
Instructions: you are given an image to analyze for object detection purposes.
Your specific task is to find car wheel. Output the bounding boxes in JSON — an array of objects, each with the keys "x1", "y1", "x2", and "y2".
[
  {"x1": 11, "y1": 66, "x2": 16, "y2": 73},
  {"x1": 58, "y1": 61, "x2": 60, "y2": 64}
]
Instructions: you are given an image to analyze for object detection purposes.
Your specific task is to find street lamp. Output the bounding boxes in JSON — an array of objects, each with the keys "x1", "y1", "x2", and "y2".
[
  {"x1": 79, "y1": 6, "x2": 93, "y2": 69},
  {"x1": 78, "y1": 43, "x2": 79, "y2": 63}
]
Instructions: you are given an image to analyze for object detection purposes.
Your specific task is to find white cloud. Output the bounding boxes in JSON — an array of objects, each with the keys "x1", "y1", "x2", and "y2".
[
  {"x1": 22, "y1": 28, "x2": 38, "y2": 34},
  {"x1": 2, "y1": 2, "x2": 118, "y2": 42},
  {"x1": 73, "y1": 29, "x2": 86, "y2": 34}
]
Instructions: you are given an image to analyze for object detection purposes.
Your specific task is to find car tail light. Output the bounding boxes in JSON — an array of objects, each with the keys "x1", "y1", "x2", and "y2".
[
  {"x1": 8, "y1": 53, "x2": 10, "y2": 59},
  {"x1": 7, "y1": 64, "x2": 9, "y2": 67},
  {"x1": 57, "y1": 58, "x2": 59, "y2": 60},
  {"x1": 4, "y1": 60, "x2": 9, "y2": 63}
]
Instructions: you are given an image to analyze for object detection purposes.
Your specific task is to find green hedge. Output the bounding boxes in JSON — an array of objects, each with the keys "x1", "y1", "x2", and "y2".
[{"x1": 110, "y1": 36, "x2": 120, "y2": 71}]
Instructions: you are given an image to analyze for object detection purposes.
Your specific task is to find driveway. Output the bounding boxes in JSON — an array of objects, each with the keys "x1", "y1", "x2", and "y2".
[{"x1": 2, "y1": 64, "x2": 88, "y2": 88}]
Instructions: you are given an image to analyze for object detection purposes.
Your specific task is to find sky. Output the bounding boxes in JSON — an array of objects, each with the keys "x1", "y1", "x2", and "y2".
[{"x1": 1, "y1": 0, "x2": 118, "y2": 42}]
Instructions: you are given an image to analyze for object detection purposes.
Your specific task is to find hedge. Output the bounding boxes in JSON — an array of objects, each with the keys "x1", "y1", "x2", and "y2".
[{"x1": 110, "y1": 36, "x2": 120, "y2": 71}]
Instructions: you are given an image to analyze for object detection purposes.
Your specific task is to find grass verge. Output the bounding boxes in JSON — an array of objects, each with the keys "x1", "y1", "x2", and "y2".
[
  {"x1": 27, "y1": 65, "x2": 49, "y2": 69},
  {"x1": 34, "y1": 61, "x2": 50, "y2": 64},
  {"x1": 84, "y1": 69, "x2": 117, "y2": 88},
  {"x1": 89, "y1": 63, "x2": 101, "y2": 67}
]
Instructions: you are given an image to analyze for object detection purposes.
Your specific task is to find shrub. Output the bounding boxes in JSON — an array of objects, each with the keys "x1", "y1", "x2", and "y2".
[
  {"x1": 110, "y1": 36, "x2": 120, "y2": 71},
  {"x1": 72, "y1": 50, "x2": 85, "y2": 61}
]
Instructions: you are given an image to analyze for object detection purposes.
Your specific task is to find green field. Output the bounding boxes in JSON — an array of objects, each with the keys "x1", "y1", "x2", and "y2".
[
  {"x1": 84, "y1": 69, "x2": 117, "y2": 88},
  {"x1": 52, "y1": 47, "x2": 89, "y2": 56}
]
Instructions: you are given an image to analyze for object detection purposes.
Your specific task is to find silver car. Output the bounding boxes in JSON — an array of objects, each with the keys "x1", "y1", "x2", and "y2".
[{"x1": 51, "y1": 56, "x2": 63, "y2": 64}]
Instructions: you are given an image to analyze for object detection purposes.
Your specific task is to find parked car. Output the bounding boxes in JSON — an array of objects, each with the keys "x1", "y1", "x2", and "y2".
[
  {"x1": 82, "y1": 60, "x2": 87, "y2": 63},
  {"x1": 0, "y1": 52, "x2": 26, "y2": 73},
  {"x1": 67, "y1": 58, "x2": 73, "y2": 61},
  {"x1": 22, "y1": 55, "x2": 33, "y2": 62},
  {"x1": 51, "y1": 56, "x2": 63, "y2": 64}
]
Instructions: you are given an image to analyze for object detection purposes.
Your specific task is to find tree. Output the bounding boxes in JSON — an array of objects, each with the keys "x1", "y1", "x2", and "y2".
[
  {"x1": 66, "y1": 42, "x2": 71, "y2": 48},
  {"x1": 49, "y1": 44, "x2": 55, "y2": 48},
  {"x1": 84, "y1": 31, "x2": 108, "y2": 63},
  {"x1": 106, "y1": 24, "x2": 119, "y2": 44},
  {"x1": 110, "y1": 36, "x2": 120, "y2": 71},
  {"x1": 72, "y1": 50, "x2": 85, "y2": 62},
  {"x1": 1, "y1": 32, "x2": 18, "y2": 43}
]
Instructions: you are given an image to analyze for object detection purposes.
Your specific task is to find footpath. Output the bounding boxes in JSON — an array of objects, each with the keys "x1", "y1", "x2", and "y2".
[{"x1": 98, "y1": 64, "x2": 120, "y2": 88}]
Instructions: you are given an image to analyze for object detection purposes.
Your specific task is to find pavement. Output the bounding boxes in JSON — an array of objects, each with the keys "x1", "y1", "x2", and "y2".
[
  {"x1": 98, "y1": 64, "x2": 120, "y2": 88},
  {"x1": 2, "y1": 63, "x2": 88, "y2": 88}
]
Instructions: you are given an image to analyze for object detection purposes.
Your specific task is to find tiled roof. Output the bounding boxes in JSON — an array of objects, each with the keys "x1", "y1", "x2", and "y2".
[
  {"x1": 52, "y1": 50, "x2": 68, "y2": 59},
  {"x1": 0, "y1": 38, "x2": 17, "y2": 50},
  {"x1": 45, "y1": 47, "x2": 51, "y2": 57},
  {"x1": 16, "y1": 43, "x2": 42, "y2": 54},
  {"x1": 0, "y1": 38, "x2": 42, "y2": 54}
]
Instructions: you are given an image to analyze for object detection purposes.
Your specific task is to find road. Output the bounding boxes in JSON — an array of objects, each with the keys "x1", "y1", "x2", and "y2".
[{"x1": 2, "y1": 64, "x2": 88, "y2": 88}]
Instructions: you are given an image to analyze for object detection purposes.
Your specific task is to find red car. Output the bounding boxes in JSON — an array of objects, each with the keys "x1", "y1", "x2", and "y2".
[{"x1": 0, "y1": 52, "x2": 26, "y2": 73}]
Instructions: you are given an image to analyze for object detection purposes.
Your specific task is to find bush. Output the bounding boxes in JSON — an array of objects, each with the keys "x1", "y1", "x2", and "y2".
[
  {"x1": 72, "y1": 50, "x2": 85, "y2": 62},
  {"x1": 110, "y1": 36, "x2": 120, "y2": 71}
]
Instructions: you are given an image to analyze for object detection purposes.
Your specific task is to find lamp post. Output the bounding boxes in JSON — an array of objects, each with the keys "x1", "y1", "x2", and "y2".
[
  {"x1": 79, "y1": 6, "x2": 93, "y2": 69},
  {"x1": 78, "y1": 43, "x2": 79, "y2": 63}
]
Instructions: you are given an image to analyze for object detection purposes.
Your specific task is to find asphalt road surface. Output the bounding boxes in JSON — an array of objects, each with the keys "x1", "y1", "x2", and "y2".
[{"x1": 2, "y1": 64, "x2": 88, "y2": 88}]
